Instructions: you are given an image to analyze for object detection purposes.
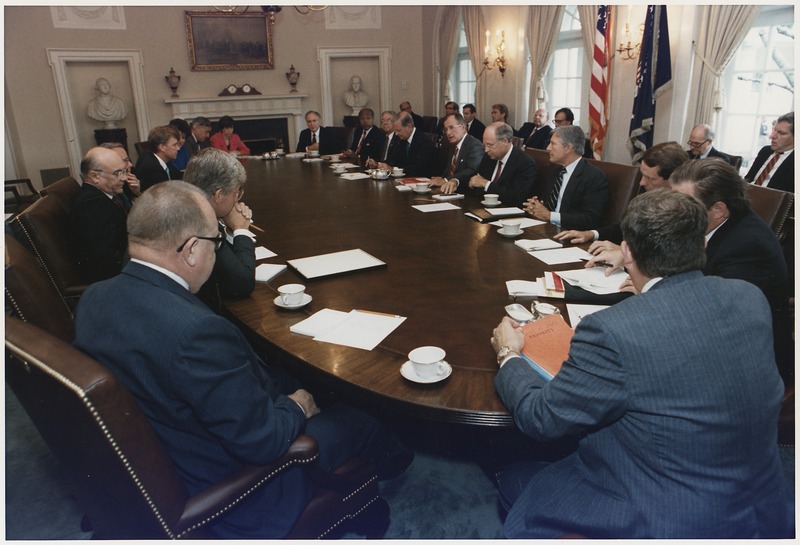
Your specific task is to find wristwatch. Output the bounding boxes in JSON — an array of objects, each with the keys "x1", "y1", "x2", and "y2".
[{"x1": 496, "y1": 346, "x2": 519, "y2": 366}]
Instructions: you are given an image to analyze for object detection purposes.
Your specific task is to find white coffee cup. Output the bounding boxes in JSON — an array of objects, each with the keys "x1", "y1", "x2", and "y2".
[
  {"x1": 333, "y1": 164, "x2": 346, "y2": 173},
  {"x1": 308, "y1": 150, "x2": 320, "y2": 158},
  {"x1": 414, "y1": 182, "x2": 430, "y2": 192},
  {"x1": 393, "y1": 167, "x2": 405, "y2": 176},
  {"x1": 276, "y1": 148, "x2": 285, "y2": 155},
  {"x1": 484, "y1": 193, "x2": 500, "y2": 204},
  {"x1": 408, "y1": 346, "x2": 447, "y2": 379},
  {"x1": 278, "y1": 284, "x2": 305, "y2": 306},
  {"x1": 501, "y1": 219, "x2": 522, "y2": 235},
  {"x1": 330, "y1": 156, "x2": 341, "y2": 163}
]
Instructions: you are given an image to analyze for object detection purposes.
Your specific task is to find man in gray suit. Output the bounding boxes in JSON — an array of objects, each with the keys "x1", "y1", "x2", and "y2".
[
  {"x1": 491, "y1": 189, "x2": 790, "y2": 538},
  {"x1": 429, "y1": 113, "x2": 483, "y2": 194}
]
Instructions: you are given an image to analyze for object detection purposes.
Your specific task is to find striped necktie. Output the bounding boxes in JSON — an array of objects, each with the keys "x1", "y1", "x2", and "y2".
[
  {"x1": 754, "y1": 152, "x2": 783, "y2": 186},
  {"x1": 546, "y1": 168, "x2": 567, "y2": 211},
  {"x1": 450, "y1": 146, "x2": 459, "y2": 176}
]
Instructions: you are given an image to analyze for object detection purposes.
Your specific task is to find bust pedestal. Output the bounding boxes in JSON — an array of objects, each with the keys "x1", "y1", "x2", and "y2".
[{"x1": 94, "y1": 128, "x2": 128, "y2": 152}]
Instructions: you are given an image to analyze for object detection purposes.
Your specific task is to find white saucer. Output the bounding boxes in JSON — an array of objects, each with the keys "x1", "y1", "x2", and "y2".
[
  {"x1": 413, "y1": 188, "x2": 432, "y2": 194},
  {"x1": 497, "y1": 228, "x2": 523, "y2": 238},
  {"x1": 391, "y1": 173, "x2": 406, "y2": 178},
  {"x1": 482, "y1": 200, "x2": 500, "y2": 207},
  {"x1": 400, "y1": 361, "x2": 452, "y2": 384},
  {"x1": 273, "y1": 293, "x2": 312, "y2": 309}
]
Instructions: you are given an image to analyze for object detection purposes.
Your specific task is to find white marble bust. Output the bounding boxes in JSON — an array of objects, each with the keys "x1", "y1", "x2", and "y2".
[
  {"x1": 86, "y1": 77, "x2": 127, "y2": 129},
  {"x1": 343, "y1": 76, "x2": 370, "y2": 115}
]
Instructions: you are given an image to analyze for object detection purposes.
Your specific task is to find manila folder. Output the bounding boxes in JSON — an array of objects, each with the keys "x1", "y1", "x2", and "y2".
[{"x1": 520, "y1": 314, "x2": 573, "y2": 381}]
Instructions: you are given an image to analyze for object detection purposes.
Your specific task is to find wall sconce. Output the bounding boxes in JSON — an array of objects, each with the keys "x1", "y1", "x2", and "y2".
[
  {"x1": 617, "y1": 22, "x2": 641, "y2": 60},
  {"x1": 261, "y1": 6, "x2": 282, "y2": 25},
  {"x1": 478, "y1": 30, "x2": 507, "y2": 78}
]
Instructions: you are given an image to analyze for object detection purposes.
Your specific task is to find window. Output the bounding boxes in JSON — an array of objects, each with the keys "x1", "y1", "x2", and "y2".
[
  {"x1": 545, "y1": 6, "x2": 586, "y2": 123},
  {"x1": 450, "y1": 22, "x2": 477, "y2": 107},
  {"x1": 718, "y1": 6, "x2": 794, "y2": 172}
]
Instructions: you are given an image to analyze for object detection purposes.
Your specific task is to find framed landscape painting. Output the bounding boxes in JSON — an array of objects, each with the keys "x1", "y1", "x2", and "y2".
[{"x1": 185, "y1": 11, "x2": 274, "y2": 71}]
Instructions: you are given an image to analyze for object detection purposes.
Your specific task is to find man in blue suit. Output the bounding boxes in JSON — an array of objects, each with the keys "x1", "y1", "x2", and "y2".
[
  {"x1": 429, "y1": 113, "x2": 484, "y2": 194},
  {"x1": 73, "y1": 182, "x2": 411, "y2": 538},
  {"x1": 491, "y1": 189, "x2": 790, "y2": 538}
]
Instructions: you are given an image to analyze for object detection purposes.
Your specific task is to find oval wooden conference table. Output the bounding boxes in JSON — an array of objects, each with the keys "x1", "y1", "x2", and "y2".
[{"x1": 224, "y1": 156, "x2": 593, "y2": 427}]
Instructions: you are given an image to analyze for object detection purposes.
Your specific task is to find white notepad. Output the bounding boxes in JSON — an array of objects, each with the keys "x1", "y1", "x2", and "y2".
[
  {"x1": 255, "y1": 263, "x2": 287, "y2": 282},
  {"x1": 287, "y1": 249, "x2": 385, "y2": 280}
]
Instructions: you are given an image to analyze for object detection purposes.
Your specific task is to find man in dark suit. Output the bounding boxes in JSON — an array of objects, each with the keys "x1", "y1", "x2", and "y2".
[
  {"x1": 491, "y1": 189, "x2": 790, "y2": 538},
  {"x1": 468, "y1": 122, "x2": 536, "y2": 207},
  {"x1": 399, "y1": 101, "x2": 425, "y2": 131},
  {"x1": 379, "y1": 111, "x2": 436, "y2": 176},
  {"x1": 687, "y1": 124, "x2": 733, "y2": 164},
  {"x1": 553, "y1": 107, "x2": 593, "y2": 158},
  {"x1": 183, "y1": 148, "x2": 256, "y2": 311},
  {"x1": 524, "y1": 125, "x2": 608, "y2": 230},
  {"x1": 434, "y1": 101, "x2": 460, "y2": 135},
  {"x1": 343, "y1": 108, "x2": 383, "y2": 166},
  {"x1": 670, "y1": 158, "x2": 792, "y2": 384},
  {"x1": 70, "y1": 146, "x2": 129, "y2": 282},
  {"x1": 518, "y1": 109, "x2": 553, "y2": 150},
  {"x1": 295, "y1": 110, "x2": 340, "y2": 155},
  {"x1": 72, "y1": 181, "x2": 412, "y2": 539},
  {"x1": 429, "y1": 113, "x2": 484, "y2": 194},
  {"x1": 463, "y1": 103, "x2": 486, "y2": 140},
  {"x1": 134, "y1": 125, "x2": 183, "y2": 191},
  {"x1": 182, "y1": 116, "x2": 211, "y2": 158},
  {"x1": 744, "y1": 112, "x2": 794, "y2": 192}
]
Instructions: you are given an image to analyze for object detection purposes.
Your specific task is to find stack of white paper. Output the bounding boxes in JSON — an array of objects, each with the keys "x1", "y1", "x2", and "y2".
[
  {"x1": 514, "y1": 238, "x2": 562, "y2": 252},
  {"x1": 340, "y1": 172, "x2": 371, "y2": 180},
  {"x1": 556, "y1": 267, "x2": 628, "y2": 294},
  {"x1": 290, "y1": 309, "x2": 406, "y2": 350},
  {"x1": 412, "y1": 203, "x2": 461, "y2": 213},
  {"x1": 490, "y1": 218, "x2": 546, "y2": 229},
  {"x1": 566, "y1": 303, "x2": 609, "y2": 328},
  {"x1": 486, "y1": 207, "x2": 525, "y2": 216},
  {"x1": 528, "y1": 247, "x2": 593, "y2": 265},
  {"x1": 255, "y1": 263, "x2": 287, "y2": 282},
  {"x1": 288, "y1": 248, "x2": 385, "y2": 280},
  {"x1": 255, "y1": 246, "x2": 277, "y2": 260}
]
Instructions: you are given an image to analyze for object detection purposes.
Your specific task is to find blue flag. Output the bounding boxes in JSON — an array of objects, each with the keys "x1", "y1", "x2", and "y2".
[{"x1": 628, "y1": 5, "x2": 672, "y2": 162}]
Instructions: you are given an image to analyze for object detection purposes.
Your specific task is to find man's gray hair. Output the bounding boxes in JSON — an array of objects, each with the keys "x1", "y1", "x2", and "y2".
[
  {"x1": 128, "y1": 181, "x2": 210, "y2": 252},
  {"x1": 621, "y1": 188, "x2": 707, "y2": 278},
  {"x1": 494, "y1": 122, "x2": 514, "y2": 142},
  {"x1": 553, "y1": 125, "x2": 586, "y2": 155},
  {"x1": 381, "y1": 110, "x2": 397, "y2": 120},
  {"x1": 191, "y1": 116, "x2": 211, "y2": 128},
  {"x1": 183, "y1": 148, "x2": 246, "y2": 196},
  {"x1": 398, "y1": 111, "x2": 414, "y2": 128},
  {"x1": 305, "y1": 110, "x2": 322, "y2": 120}
]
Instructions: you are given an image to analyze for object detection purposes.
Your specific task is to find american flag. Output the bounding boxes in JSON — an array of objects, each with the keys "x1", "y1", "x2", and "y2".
[
  {"x1": 627, "y1": 5, "x2": 672, "y2": 163},
  {"x1": 589, "y1": 6, "x2": 612, "y2": 160}
]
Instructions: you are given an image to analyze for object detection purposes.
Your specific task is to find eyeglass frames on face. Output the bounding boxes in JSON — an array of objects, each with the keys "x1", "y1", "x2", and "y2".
[
  {"x1": 176, "y1": 233, "x2": 225, "y2": 252},
  {"x1": 93, "y1": 168, "x2": 129, "y2": 178},
  {"x1": 687, "y1": 139, "x2": 710, "y2": 148}
]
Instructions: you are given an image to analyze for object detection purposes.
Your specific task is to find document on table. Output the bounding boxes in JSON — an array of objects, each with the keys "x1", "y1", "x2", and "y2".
[
  {"x1": 556, "y1": 267, "x2": 628, "y2": 294},
  {"x1": 514, "y1": 239, "x2": 562, "y2": 252},
  {"x1": 255, "y1": 246, "x2": 277, "y2": 260},
  {"x1": 302, "y1": 157, "x2": 325, "y2": 163},
  {"x1": 412, "y1": 202, "x2": 462, "y2": 213},
  {"x1": 506, "y1": 279, "x2": 547, "y2": 297},
  {"x1": 288, "y1": 248, "x2": 386, "y2": 280},
  {"x1": 255, "y1": 263, "x2": 287, "y2": 282},
  {"x1": 486, "y1": 207, "x2": 526, "y2": 217},
  {"x1": 290, "y1": 309, "x2": 407, "y2": 351},
  {"x1": 285, "y1": 152, "x2": 306, "y2": 158},
  {"x1": 489, "y1": 217, "x2": 546, "y2": 229},
  {"x1": 340, "y1": 172, "x2": 371, "y2": 180},
  {"x1": 395, "y1": 184, "x2": 412, "y2": 192},
  {"x1": 432, "y1": 193, "x2": 465, "y2": 201},
  {"x1": 528, "y1": 247, "x2": 593, "y2": 265},
  {"x1": 566, "y1": 303, "x2": 609, "y2": 328},
  {"x1": 330, "y1": 163, "x2": 360, "y2": 170}
]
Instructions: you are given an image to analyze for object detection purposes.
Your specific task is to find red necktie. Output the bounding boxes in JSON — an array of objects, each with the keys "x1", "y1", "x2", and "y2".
[
  {"x1": 450, "y1": 145, "x2": 459, "y2": 176},
  {"x1": 356, "y1": 131, "x2": 366, "y2": 154},
  {"x1": 311, "y1": 132, "x2": 317, "y2": 144},
  {"x1": 754, "y1": 151, "x2": 783, "y2": 186},
  {"x1": 492, "y1": 160, "x2": 503, "y2": 184}
]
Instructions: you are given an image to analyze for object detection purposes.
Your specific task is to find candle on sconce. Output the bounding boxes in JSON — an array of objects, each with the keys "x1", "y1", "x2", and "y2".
[{"x1": 485, "y1": 30, "x2": 490, "y2": 56}]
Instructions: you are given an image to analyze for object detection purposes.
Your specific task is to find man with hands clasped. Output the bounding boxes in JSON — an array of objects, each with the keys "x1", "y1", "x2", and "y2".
[{"x1": 429, "y1": 113, "x2": 483, "y2": 194}]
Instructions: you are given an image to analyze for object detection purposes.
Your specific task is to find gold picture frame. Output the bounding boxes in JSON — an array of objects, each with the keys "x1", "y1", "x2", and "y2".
[{"x1": 185, "y1": 11, "x2": 274, "y2": 71}]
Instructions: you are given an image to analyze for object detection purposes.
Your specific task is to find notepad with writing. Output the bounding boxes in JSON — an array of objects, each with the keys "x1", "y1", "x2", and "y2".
[{"x1": 518, "y1": 314, "x2": 573, "y2": 381}]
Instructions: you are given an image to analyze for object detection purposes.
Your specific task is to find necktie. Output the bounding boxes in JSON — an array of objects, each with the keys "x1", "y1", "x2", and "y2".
[
  {"x1": 311, "y1": 132, "x2": 317, "y2": 144},
  {"x1": 754, "y1": 151, "x2": 783, "y2": 186},
  {"x1": 546, "y1": 168, "x2": 567, "y2": 211},
  {"x1": 112, "y1": 194, "x2": 129, "y2": 215},
  {"x1": 492, "y1": 160, "x2": 503, "y2": 184},
  {"x1": 450, "y1": 145, "x2": 459, "y2": 176},
  {"x1": 356, "y1": 131, "x2": 366, "y2": 154},
  {"x1": 165, "y1": 166, "x2": 171, "y2": 180},
  {"x1": 404, "y1": 139, "x2": 410, "y2": 158}
]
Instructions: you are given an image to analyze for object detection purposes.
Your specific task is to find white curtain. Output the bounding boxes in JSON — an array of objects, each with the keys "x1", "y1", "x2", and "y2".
[
  {"x1": 527, "y1": 5, "x2": 565, "y2": 114},
  {"x1": 463, "y1": 6, "x2": 488, "y2": 116},
  {"x1": 693, "y1": 5, "x2": 760, "y2": 127},
  {"x1": 578, "y1": 5, "x2": 598, "y2": 65},
  {"x1": 437, "y1": 6, "x2": 461, "y2": 108}
]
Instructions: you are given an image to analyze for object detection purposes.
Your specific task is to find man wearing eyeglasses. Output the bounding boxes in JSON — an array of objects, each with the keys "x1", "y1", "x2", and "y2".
[
  {"x1": 70, "y1": 146, "x2": 131, "y2": 282},
  {"x1": 687, "y1": 124, "x2": 733, "y2": 164},
  {"x1": 183, "y1": 148, "x2": 256, "y2": 311},
  {"x1": 72, "y1": 181, "x2": 413, "y2": 538},
  {"x1": 429, "y1": 113, "x2": 484, "y2": 194},
  {"x1": 468, "y1": 122, "x2": 537, "y2": 207}
]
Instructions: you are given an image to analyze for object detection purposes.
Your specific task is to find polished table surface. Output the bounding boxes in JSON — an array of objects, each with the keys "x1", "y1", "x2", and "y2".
[{"x1": 224, "y1": 157, "x2": 589, "y2": 426}]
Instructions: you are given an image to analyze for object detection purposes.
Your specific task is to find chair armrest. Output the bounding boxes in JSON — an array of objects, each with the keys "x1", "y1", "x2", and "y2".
[{"x1": 175, "y1": 435, "x2": 319, "y2": 536}]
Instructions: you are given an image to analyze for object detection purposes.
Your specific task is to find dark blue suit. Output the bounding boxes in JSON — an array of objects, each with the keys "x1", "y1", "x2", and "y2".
[
  {"x1": 745, "y1": 146, "x2": 794, "y2": 193},
  {"x1": 73, "y1": 261, "x2": 388, "y2": 538},
  {"x1": 542, "y1": 158, "x2": 608, "y2": 230},
  {"x1": 385, "y1": 129, "x2": 436, "y2": 176},
  {"x1": 348, "y1": 125, "x2": 383, "y2": 164},
  {"x1": 296, "y1": 127, "x2": 341, "y2": 155},
  {"x1": 475, "y1": 145, "x2": 537, "y2": 207},
  {"x1": 134, "y1": 152, "x2": 182, "y2": 191},
  {"x1": 495, "y1": 271, "x2": 790, "y2": 538},
  {"x1": 438, "y1": 134, "x2": 484, "y2": 192}
]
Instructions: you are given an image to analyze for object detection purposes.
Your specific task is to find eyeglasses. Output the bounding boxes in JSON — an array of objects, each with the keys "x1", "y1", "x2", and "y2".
[
  {"x1": 176, "y1": 233, "x2": 225, "y2": 252},
  {"x1": 93, "y1": 168, "x2": 129, "y2": 178},
  {"x1": 444, "y1": 124, "x2": 463, "y2": 132},
  {"x1": 553, "y1": 118, "x2": 568, "y2": 125},
  {"x1": 687, "y1": 139, "x2": 709, "y2": 148},
  {"x1": 483, "y1": 140, "x2": 506, "y2": 150}
]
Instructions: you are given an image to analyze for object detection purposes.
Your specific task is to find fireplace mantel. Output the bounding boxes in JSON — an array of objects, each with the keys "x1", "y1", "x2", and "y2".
[{"x1": 165, "y1": 94, "x2": 308, "y2": 148}]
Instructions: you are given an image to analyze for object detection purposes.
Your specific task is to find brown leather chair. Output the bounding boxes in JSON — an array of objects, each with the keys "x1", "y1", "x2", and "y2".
[
  {"x1": 511, "y1": 136, "x2": 525, "y2": 150},
  {"x1": 326, "y1": 126, "x2": 355, "y2": 153},
  {"x1": 524, "y1": 147, "x2": 553, "y2": 197},
  {"x1": 39, "y1": 176, "x2": 80, "y2": 212},
  {"x1": 5, "y1": 316, "x2": 389, "y2": 540},
  {"x1": 13, "y1": 189, "x2": 90, "y2": 310},
  {"x1": 746, "y1": 183, "x2": 794, "y2": 240},
  {"x1": 586, "y1": 158, "x2": 641, "y2": 227},
  {"x1": 5, "y1": 234, "x2": 74, "y2": 342},
  {"x1": 728, "y1": 155, "x2": 743, "y2": 170}
]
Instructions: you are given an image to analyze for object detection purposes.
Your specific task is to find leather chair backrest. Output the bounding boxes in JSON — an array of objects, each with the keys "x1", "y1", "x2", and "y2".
[
  {"x1": 420, "y1": 116, "x2": 439, "y2": 133},
  {"x1": 327, "y1": 126, "x2": 355, "y2": 152},
  {"x1": 524, "y1": 147, "x2": 553, "y2": 197},
  {"x1": 586, "y1": 158, "x2": 641, "y2": 227},
  {"x1": 5, "y1": 317, "x2": 190, "y2": 539},
  {"x1": 746, "y1": 183, "x2": 794, "y2": 239},
  {"x1": 511, "y1": 136, "x2": 524, "y2": 150},
  {"x1": 5, "y1": 234, "x2": 74, "y2": 342},
  {"x1": 13, "y1": 190, "x2": 89, "y2": 309},
  {"x1": 728, "y1": 155, "x2": 743, "y2": 170},
  {"x1": 41, "y1": 176, "x2": 80, "y2": 213}
]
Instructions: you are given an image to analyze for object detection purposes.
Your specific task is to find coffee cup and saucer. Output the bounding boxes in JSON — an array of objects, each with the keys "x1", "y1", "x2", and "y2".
[
  {"x1": 329, "y1": 156, "x2": 341, "y2": 163},
  {"x1": 332, "y1": 164, "x2": 347, "y2": 174},
  {"x1": 274, "y1": 283, "x2": 312, "y2": 309},
  {"x1": 400, "y1": 346, "x2": 452, "y2": 384},
  {"x1": 498, "y1": 219, "x2": 523, "y2": 238},
  {"x1": 482, "y1": 193, "x2": 500, "y2": 207},
  {"x1": 412, "y1": 182, "x2": 431, "y2": 194},
  {"x1": 392, "y1": 168, "x2": 405, "y2": 178}
]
